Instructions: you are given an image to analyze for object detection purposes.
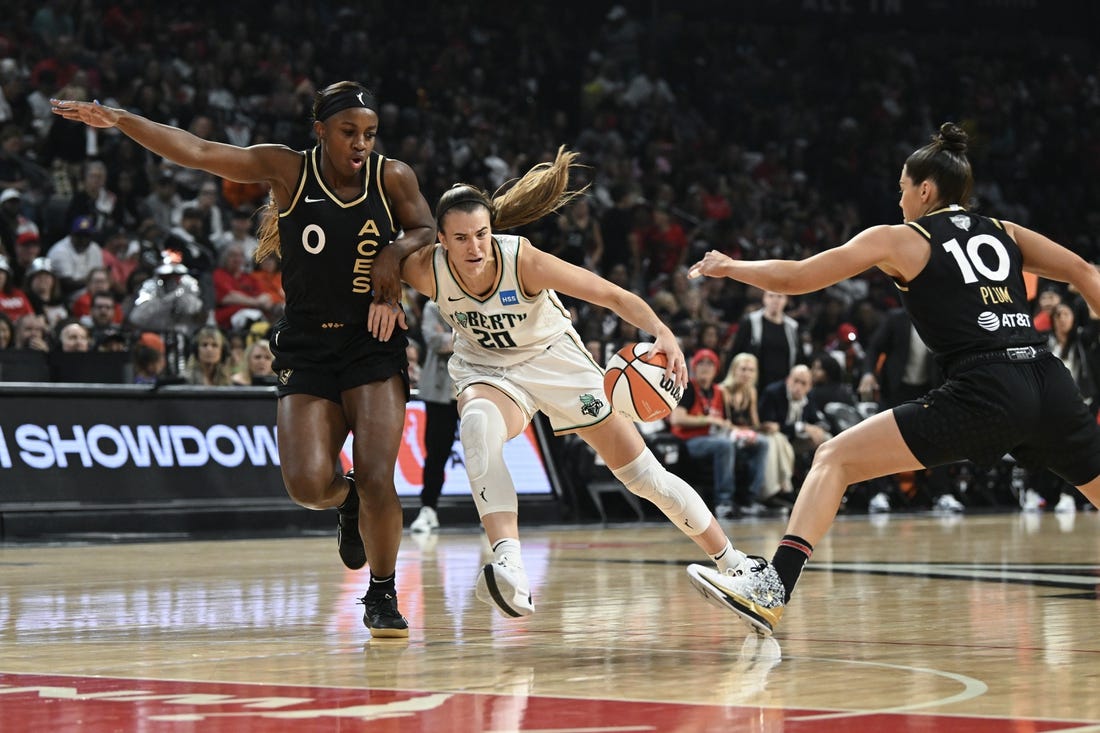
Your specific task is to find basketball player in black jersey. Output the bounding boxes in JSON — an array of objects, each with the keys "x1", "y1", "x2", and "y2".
[
  {"x1": 683, "y1": 122, "x2": 1100, "y2": 637},
  {"x1": 51, "y1": 82, "x2": 435, "y2": 638}
]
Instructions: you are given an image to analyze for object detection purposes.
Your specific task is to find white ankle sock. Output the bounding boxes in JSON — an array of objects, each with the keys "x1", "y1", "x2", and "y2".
[
  {"x1": 711, "y1": 540, "x2": 746, "y2": 573},
  {"x1": 492, "y1": 538, "x2": 523, "y2": 567}
]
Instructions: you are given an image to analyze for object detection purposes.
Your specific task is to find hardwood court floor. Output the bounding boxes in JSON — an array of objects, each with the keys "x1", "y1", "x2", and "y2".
[{"x1": 2, "y1": 510, "x2": 1099, "y2": 732}]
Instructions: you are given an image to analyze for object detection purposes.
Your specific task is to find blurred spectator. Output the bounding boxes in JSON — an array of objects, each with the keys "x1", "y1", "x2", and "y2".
[
  {"x1": 55, "y1": 319, "x2": 90, "y2": 352},
  {"x1": 0, "y1": 124, "x2": 49, "y2": 199},
  {"x1": 213, "y1": 206, "x2": 259, "y2": 263},
  {"x1": 94, "y1": 326, "x2": 129, "y2": 353},
  {"x1": 23, "y1": 256, "x2": 67, "y2": 328},
  {"x1": 46, "y1": 215, "x2": 104, "y2": 296},
  {"x1": 637, "y1": 207, "x2": 689, "y2": 286},
  {"x1": 718, "y1": 351, "x2": 770, "y2": 514},
  {"x1": 810, "y1": 352, "x2": 858, "y2": 407},
  {"x1": 730, "y1": 290, "x2": 806, "y2": 391},
  {"x1": 162, "y1": 205, "x2": 216, "y2": 309},
  {"x1": 85, "y1": 291, "x2": 124, "y2": 343},
  {"x1": 100, "y1": 225, "x2": 140, "y2": 298},
  {"x1": 550, "y1": 197, "x2": 604, "y2": 271},
  {"x1": 9, "y1": 219, "x2": 43, "y2": 286},
  {"x1": 231, "y1": 337, "x2": 275, "y2": 386},
  {"x1": 183, "y1": 325, "x2": 233, "y2": 386},
  {"x1": 128, "y1": 255, "x2": 208, "y2": 376},
  {"x1": 759, "y1": 364, "x2": 830, "y2": 499},
  {"x1": 173, "y1": 178, "x2": 225, "y2": 241},
  {"x1": 142, "y1": 170, "x2": 182, "y2": 233},
  {"x1": 212, "y1": 243, "x2": 272, "y2": 331},
  {"x1": 1049, "y1": 301, "x2": 1096, "y2": 408},
  {"x1": 0, "y1": 311, "x2": 12, "y2": 349},
  {"x1": 252, "y1": 252, "x2": 285, "y2": 312},
  {"x1": 857, "y1": 308, "x2": 938, "y2": 407},
  {"x1": 0, "y1": 187, "x2": 23, "y2": 253},
  {"x1": 226, "y1": 328, "x2": 247, "y2": 376},
  {"x1": 0, "y1": 254, "x2": 32, "y2": 322},
  {"x1": 1031, "y1": 284, "x2": 1063, "y2": 334},
  {"x1": 70, "y1": 266, "x2": 119, "y2": 321},
  {"x1": 132, "y1": 336, "x2": 167, "y2": 385},
  {"x1": 670, "y1": 347, "x2": 737, "y2": 519},
  {"x1": 64, "y1": 160, "x2": 120, "y2": 235},
  {"x1": 13, "y1": 312, "x2": 50, "y2": 352}
]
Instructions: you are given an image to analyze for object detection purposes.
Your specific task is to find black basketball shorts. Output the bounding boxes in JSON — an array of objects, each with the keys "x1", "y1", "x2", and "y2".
[
  {"x1": 269, "y1": 318, "x2": 409, "y2": 404},
  {"x1": 894, "y1": 354, "x2": 1100, "y2": 486}
]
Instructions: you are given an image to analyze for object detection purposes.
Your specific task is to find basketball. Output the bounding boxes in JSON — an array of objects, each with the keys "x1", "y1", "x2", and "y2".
[{"x1": 603, "y1": 342, "x2": 683, "y2": 422}]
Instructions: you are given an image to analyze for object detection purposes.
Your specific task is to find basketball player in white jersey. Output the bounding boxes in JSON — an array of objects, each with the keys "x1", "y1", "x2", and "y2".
[{"x1": 386, "y1": 147, "x2": 747, "y2": 617}]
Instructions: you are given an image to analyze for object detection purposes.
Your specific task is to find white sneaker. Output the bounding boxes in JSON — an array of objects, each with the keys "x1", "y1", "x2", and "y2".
[
  {"x1": 476, "y1": 560, "x2": 534, "y2": 618},
  {"x1": 868, "y1": 492, "x2": 891, "y2": 513},
  {"x1": 739, "y1": 502, "x2": 767, "y2": 517},
  {"x1": 409, "y1": 506, "x2": 439, "y2": 533},
  {"x1": 932, "y1": 494, "x2": 964, "y2": 513},
  {"x1": 1054, "y1": 493, "x2": 1077, "y2": 514},
  {"x1": 1021, "y1": 489, "x2": 1043, "y2": 513}
]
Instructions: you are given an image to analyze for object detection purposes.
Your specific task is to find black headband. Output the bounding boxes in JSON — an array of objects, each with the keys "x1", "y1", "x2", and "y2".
[
  {"x1": 435, "y1": 189, "x2": 490, "y2": 223},
  {"x1": 315, "y1": 89, "x2": 377, "y2": 122}
]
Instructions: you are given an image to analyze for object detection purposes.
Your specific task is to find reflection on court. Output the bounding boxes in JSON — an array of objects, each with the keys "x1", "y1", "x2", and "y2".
[{"x1": 2, "y1": 512, "x2": 1099, "y2": 731}]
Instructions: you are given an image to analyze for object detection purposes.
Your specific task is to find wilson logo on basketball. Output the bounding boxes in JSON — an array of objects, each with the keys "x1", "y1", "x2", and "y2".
[{"x1": 603, "y1": 342, "x2": 682, "y2": 423}]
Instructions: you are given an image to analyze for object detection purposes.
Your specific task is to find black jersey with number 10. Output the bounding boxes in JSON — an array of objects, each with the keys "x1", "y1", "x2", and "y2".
[{"x1": 895, "y1": 205, "x2": 1044, "y2": 361}]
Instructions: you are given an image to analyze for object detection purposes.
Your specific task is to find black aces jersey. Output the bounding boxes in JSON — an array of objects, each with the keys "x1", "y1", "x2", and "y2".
[
  {"x1": 277, "y1": 148, "x2": 398, "y2": 328},
  {"x1": 896, "y1": 206, "x2": 1044, "y2": 362}
]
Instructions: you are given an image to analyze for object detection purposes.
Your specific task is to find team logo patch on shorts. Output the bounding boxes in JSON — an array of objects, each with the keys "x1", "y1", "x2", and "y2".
[
  {"x1": 278, "y1": 369, "x2": 294, "y2": 385},
  {"x1": 579, "y1": 393, "x2": 604, "y2": 417},
  {"x1": 499, "y1": 290, "x2": 519, "y2": 306}
]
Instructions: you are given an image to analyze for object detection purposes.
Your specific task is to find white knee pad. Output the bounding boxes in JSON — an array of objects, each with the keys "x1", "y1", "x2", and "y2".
[
  {"x1": 460, "y1": 398, "x2": 518, "y2": 517},
  {"x1": 611, "y1": 448, "x2": 712, "y2": 536}
]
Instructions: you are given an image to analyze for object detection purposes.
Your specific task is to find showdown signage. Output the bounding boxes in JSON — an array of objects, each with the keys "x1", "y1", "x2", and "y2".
[{"x1": 0, "y1": 386, "x2": 555, "y2": 510}]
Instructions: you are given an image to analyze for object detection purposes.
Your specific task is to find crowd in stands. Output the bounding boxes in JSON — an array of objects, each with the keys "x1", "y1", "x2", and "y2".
[{"x1": 0, "y1": 1, "x2": 1097, "y2": 511}]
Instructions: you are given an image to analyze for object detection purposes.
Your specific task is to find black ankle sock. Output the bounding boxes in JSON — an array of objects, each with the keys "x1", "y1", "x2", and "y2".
[
  {"x1": 771, "y1": 534, "x2": 813, "y2": 603},
  {"x1": 368, "y1": 573, "x2": 396, "y2": 598}
]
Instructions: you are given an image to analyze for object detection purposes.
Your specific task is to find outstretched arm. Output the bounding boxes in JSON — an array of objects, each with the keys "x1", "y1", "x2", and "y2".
[
  {"x1": 688, "y1": 224, "x2": 909, "y2": 295},
  {"x1": 50, "y1": 99, "x2": 301, "y2": 202},
  {"x1": 519, "y1": 239, "x2": 687, "y2": 388}
]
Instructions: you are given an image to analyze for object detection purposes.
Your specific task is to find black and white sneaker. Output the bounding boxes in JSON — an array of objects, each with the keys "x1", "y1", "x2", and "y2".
[
  {"x1": 687, "y1": 556, "x2": 785, "y2": 636},
  {"x1": 360, "y1": 593, "x2": 409, "y2": 638}
]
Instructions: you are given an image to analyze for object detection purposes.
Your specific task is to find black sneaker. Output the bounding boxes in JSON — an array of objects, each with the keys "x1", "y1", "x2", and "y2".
[
  {"x1": 360, "y1": 593, "x2": 409, "y2": 638},
  {"x1": 337, "y1": 471, "x2": 366, "y2": 570}
]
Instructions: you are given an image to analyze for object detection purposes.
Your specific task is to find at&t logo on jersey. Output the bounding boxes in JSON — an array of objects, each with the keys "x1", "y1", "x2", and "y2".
[
  {"x1": 499, "y1": 290, "x2": 519, "y2": 306},
  {"x1": 977, "y1": 311, "x2": 1032, "y2": 332}
]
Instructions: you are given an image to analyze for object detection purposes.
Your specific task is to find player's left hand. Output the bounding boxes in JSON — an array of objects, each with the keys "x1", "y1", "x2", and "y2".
[{"x1": 368, "y1": 299, "x2": 407, "y2": 342}]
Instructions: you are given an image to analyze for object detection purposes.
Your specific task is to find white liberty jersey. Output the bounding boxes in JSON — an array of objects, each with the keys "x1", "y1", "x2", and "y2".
[{"x1": 432, "y1": 234, "x2": 574, "y2": 368}]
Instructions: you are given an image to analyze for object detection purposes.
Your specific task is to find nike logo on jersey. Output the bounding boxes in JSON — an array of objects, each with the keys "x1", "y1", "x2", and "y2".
[
  {"x1": 304, "y1": 196, "x2": 326, "y2": 203},
  {"x1": 447, "y1": 296, "x2": 466, "y2": 302}
]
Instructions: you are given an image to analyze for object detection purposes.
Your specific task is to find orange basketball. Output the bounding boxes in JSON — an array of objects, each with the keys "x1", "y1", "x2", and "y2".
[{"x1": 603, "y1": 342, "x2": 683, "y2": 422}]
